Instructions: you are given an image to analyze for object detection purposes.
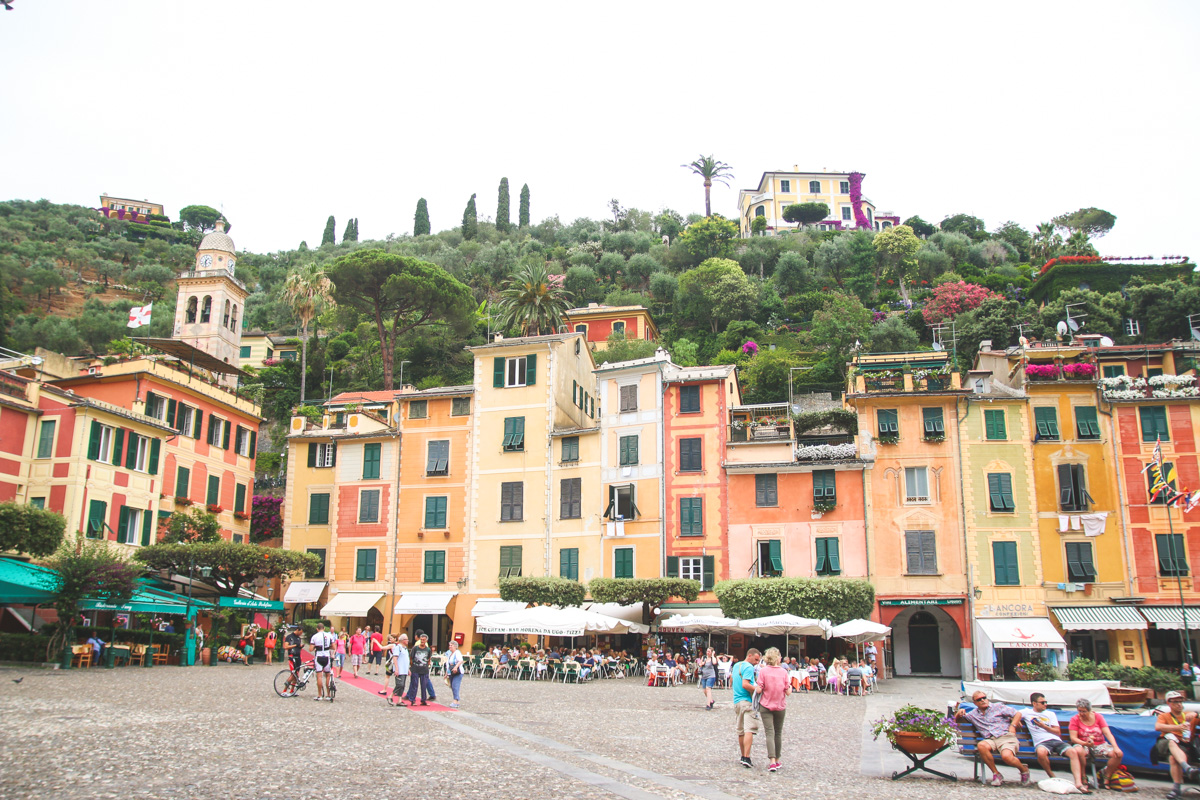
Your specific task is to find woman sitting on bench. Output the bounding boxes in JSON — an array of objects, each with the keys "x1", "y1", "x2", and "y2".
[{"x1": 1068, "y1": 698, "x2": 1123, "y2": 791}]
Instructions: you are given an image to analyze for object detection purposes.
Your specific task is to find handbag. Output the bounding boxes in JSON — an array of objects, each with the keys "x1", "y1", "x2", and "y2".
[{"x1": 1106, "y1": 766, "x2": 1137, "y2": 792}]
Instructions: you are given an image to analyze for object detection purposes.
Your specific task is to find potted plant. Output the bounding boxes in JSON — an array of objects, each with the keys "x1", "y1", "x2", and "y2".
[
  {"x1": 877, "y1": 434, "x2": 900, "y2": 446},
  {"x1": 871, "y1": 704, "x2": 959, "y2": 754},
  {"x1": 1015, "y1": 661, "x2": 1039, "y2": 681},
  {"x1": 812, "y1": 499, "x2": 836, "y2": 517}
]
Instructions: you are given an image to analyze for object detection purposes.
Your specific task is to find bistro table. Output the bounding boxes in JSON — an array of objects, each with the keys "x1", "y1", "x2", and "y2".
[{"x1": 108, "y1": 644, "x2": 131, "y2": 666}]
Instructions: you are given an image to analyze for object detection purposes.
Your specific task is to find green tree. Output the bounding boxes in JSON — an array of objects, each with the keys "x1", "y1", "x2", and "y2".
[
  {"x1": 496, "y1": 262, "x2": 572, "y2": 336},
  {"x1": 519, "y1": 184, "x2": 530, "y2": 228},
  {"x1": 868, "y1": 314, "x2": 920, "y2": 353},
  {"x1": 902, "y1": 215, "x2": 936, "y2": 238},
  {"x1": 564, "y1": 265, "x2": 602, "y2": 305},
  {"x1": 939, "y1": 213, "x2": 989, "y2": 241},
  {"x1": 0, "y1": 502, "x2": 66, "y2": 556},
  {"x1": 593, "y1": 331, "x2": 658, "y2": 364},
  {"x1": 588, "y1": 578, "x2": 700, "y2": 625},
  {"x1": 649, "y1": 272, "x2": 678, "y2": 307},
  {"x1": 1124, "y1": 277, "x2": 1200, "y2": 342},
  {"x1": 676, "y1": 258, "x2": 756, "y2": 333},
  {"x1": 873, "y1": 225, "x2": 922, "y2": 303},
  {"x1": 750, "y1": 216, "x2": 768, "y2": 236},
  {"x1": 714, "y1": 577, "x2": 874, "y2": 623},
  {"x1": 773, "y1": 251, "x2": 809, "y2": 296},
  {"x1": 740, "y1": 348, "x2": 802, "y2": 404},
  {"x1": 992, "y1": 221, "x2": 1031, "y2": 262},
  {"x1": 681, "y1": 155, "x2": 734, "y2": 218},
  {"x1": 462, "y1": 194, "x2": 478, "y2": 241},
  {"x1": 342, "y1": 217, "x2": 358, "y2": 242},
  {"x1": 782, "y1": 202, "x2": 829, "y2": 227},
  {"x1": 325, "y1": 249, "x2": 475, "y2": 390},
  {"x1": 414, "y1": 198, "x2": 431, "y2": 236},
  {"x1": 1037, "y1": 288, "x2": 1125, "y2": 340},
  {"x1": 655, "y1": 209, "x2": 684, "y2": 241},
  {"x1": 1030, "y1": 222, "x2": 1063, "y2": 264},
  {"x1": 1062, "y1": 229, "x2": 1099, "y2": 257},
  {"x1": 498, "y1": 576, "x2": 584, "y2": 606},
  {"x1": 809, "y1": 292, "x2": 872, "y2": 375},
  {"x1": 496, "y1": 178, "x2": 511, "y2": 233},
  {"x1": 282, "y1": 267, "x2": 335, "y2": 402},
  {"x1": 677, "y1": 215, "x2": 738, "y2": 264},
  {"x1": 321, "y1": 215, "x2": 336, "y2": 246},
  {"x1": 135, "y1": 541, "x2": 320, "y2": 598},
  {"x1": 47, "y1": 538, "x2": 141, "y2": 664},
  {"x1": 670, "y1": 337, "x2": 699, "y2": 366},
  {"x1": 178, "y1": 205, "x2": 225, "y2": 233},
  {"x1": 159, "y1": 508, "x2": 221, "y2": 543},
  {"x1": 1053, "y1": 207, "x2": 1117, "y2": 238}
]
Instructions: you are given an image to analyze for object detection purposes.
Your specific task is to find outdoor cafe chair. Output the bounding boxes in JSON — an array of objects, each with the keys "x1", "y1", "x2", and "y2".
[
  {"x1": 562, "y1": 661, "x2": 581, "y2": 684},
  {"x1": 548, "y1": 659, "x2": 564, "y2": 681},
  {"x1": 846, "y1": 673, "x2": 864, "y2": 696},
  {"x1": 480, "y1": 657, "x2": 498, "y2": 678},
  {"x1": 515, "y1": 658, "x2": 535, "y2": 681},
  {"x1": 430, "y1": 654, "x2": 444, "y2": 676},
  {"x1": 151, "y1": 644, "x2": 169, "y2": 666},
  {"x1": 71, "y1": 644, "x2": 92, "y2": 669}
]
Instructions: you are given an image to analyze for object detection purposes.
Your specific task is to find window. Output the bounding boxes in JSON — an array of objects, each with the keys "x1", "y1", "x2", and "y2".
[
  {"x1": 840, "y1": 180, "x2": 850, "y2": 194},
  {"x1": 680, "y1": 497, "x2": 703, "y2": 536},
  {"x1": 494, "y1": 354, "x2": 536, "y2": 388},
  {"x1": 1058, "y1": 464, "x2": 1094, "y2": 512},
  {"x1": 1034, "y1": 407, "x2": 1060, "y2": 440},
  {"x1": 606, "y1": 484, "x2": 638, "y2": 520},
  {"x1": 815, "y1": 537, "x2": 841, "y2": 576},
  {"x1": 751, "y1": 539, "x2": 781, "y2": 577},
  {"x1": 266, "y1": 348, "x2": 273, "y2": 359},
  {"x1": 234, "y1": 483, "x2": 246, "y2": 514},
  {"x1": 808, "y1": 180, "x2": 821, "y2": 193},
  {"x1": 424, "y1": 550, "x2": 446, "y2": 583},
  {"x1": 612, "y1": 321, "x2": 626, "y2": 336},
  {"x1": 755, "y1": 205, "x2": 765, "y2": 218},
  {"x1": 502, "y1": 417, "x2": 525, "y2": 452},
  {"x1": 421, "y1": 440, "x2": 449, "y2": 476},
  {"x1": 779, "y1": 179, "x2": 790, "y2": 192},
  {"x1": 559, "y1": 548, "x2": 579, "y2": 581},
  {"x1": 984, "y1": 409, "x2": 1006, "y2": 440},
  {"x1": 561, "y1": 436, "x2": 579, "y2": 462},
  {"x1": 359, "y1": 489, "x2": 381, "y2": 523},
  {"x1": 992, "y1": 541, "x2": 1020, "y2": 585},
  {"x1": 1065, "y1": 542, "x2": 1097, "y2": 583},
  {"x1": 619, "y1": 435, "x2": 639, "y2": 466},
  {"x1": 574, "y1": 324, "x2": 587, "y2": 334},
  {"x1": 500, "y1": 482, "x2": 523, "y2": 521},
  {"x1": 500, "y1": 545, "x2": 522, "y2": 578},
  {"x1": 619, "y1": 384, "x2": 638, "y2": 412},
  {"x1": 680, "y1": 385, "x2": 700, "y2": 413},
  {"x1": 1103, "y1": 365, "x2": 1125, "y2": 378},
  {"x1": 668, "y1": 555, "x2": 713, "y2": 589},
  {"x1": 1147, "y1": 368, "x2": 1163, "y2": 379},
  {"x1": 361, "y1": 442, "x2": 382, "y2": 480},
  {"x1": 208, "y1": 416, "x2": 228, "y2": 448},
  {"x1": 1140, "y1": 406, "x2": 1170, "y2": 442},
  {"x1": 309, "y1": 493, "x2": 330, "y2": 525},
  {"x1": 308, "y1": 442, "x2": 336, "y2": 468},
  {"x1": 239, "y1": 346, "x2": 251, "y2": 359},
  {"x1": 409, "y1": 400, "x2": 428, "y2": 420},
  {"x1": 451, "y1": 397, "x2": 471, "y2": 416},
  {"x1": 207, "y1": 475, "x2": 220, "y2": 506},
  {"x1": 877, "y1": 409, "x2": 899, "y2": 438},
  {"x1": 1125, "y1": 318, "x2": 1141, "y2": 337},
  {"x1": 118, "y1": 507, "x2": 144, "y2": 546},
  {"x1": 176, "y1": 466, "x2": 190, "y2": 499},
  {"x1": 755, "y1": 474, "x2": 778, "y2": 507},
  {"x1": 280, "y1": 351, "x2": 297, "y2": 361},
  {"x1": 88, "y1": 422, "x2": 118, "y2": 464},
  {"x1": 681, "y1": 556, "x2": 704, "y2": 582},
  {"x1": 1075, "y1": 407, "x2": 1101, "y2": 440},
  {"x1": 905, "y1": 530, "x2": 938, "y2": 574},
  {"x1": 306, "y1": 548, "x2": 326, "y2": 579},
  {"x1": 813, "y1": 470, "x2": 837, "y2": 504},
  {"x1": 424, "y1": 496, "x2": 448, "y2": 528},
  {"x1": 200, "y1": 296, "x2": 212, "y2": 323},
  {"x1": 126, "y1": 433, "x2": 150, "y2": 472},
  {"x1": 177, "y1": 405, "x2": 196, "y2": 438},
  {"x1": 988, "y1": 473, "x2": 1016, "y2": 512},
  {"x1": 145, "y1": 392, "x2": 169, "y2": 421},
  {"x1": 922, "y1": 407, "x2": 945, "y2": 438},
  {"x1": 355, "y1": 549, "x2": 377, "y2": 581},
  {"x1": 36, "y1": 420, "x2": 55, "y2": 459},
  {"x1": 841, "y1": 206, "x2": 852, "y2": 221},
  {"x1": 86, "y1": 500, "x2": 107, "y2": 538},
  {"x1": 679, "y1": 437, "x2": 703, "y2": 472},
  {"x1": 560, "y1": 478, "x2": 581, "y2": 519},
  {"x1": 904, "y1": 467, "x2": 929, "y2": 503},
  {"x1": 1157, "y1": 533, "x2": 1189, "y2": 577},
  {"x1": 29, "y1": 497, "x2": 44, "y2": 509},
  {"x1": 235, "y1": 426, "x2": 255, "y2": 457},
  {"x1": 614, "y1": 547, "x2": 634, "y2": 579},
  {"x1": 1148, "y1": 461, "x2": 1177, "y2": 504}
]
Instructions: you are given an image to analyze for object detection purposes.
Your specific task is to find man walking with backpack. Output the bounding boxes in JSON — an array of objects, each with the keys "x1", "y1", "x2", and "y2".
[{"x1": 405, "y1": 630, "x2": 436, "y2": 706}]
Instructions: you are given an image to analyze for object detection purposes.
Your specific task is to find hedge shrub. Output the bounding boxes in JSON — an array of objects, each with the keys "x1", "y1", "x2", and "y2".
[
  {"x1": 714, "y1": 577, "x2": 875, "y2": 624},
  {"x1": 499, "y1": 576, "x2": 585, "y2": 607},
  {"x1": 1029, "y1": 262, "x2": 1193, "y2": 303},
  {"x1": 793, "y1": 408, "x2": 857, "y2": 435}
]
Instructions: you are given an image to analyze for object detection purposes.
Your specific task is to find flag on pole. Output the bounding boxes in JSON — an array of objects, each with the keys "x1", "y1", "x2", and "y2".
[{"x1": 127, "y1": 303, "x2": 152, "y2": 328}]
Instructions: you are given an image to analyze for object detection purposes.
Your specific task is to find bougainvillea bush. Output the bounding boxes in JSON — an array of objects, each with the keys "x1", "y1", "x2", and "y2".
[
  {"x1": 251, "y1": 495, "x2": 284, "y2": 543},
  {"x1": 1024, "y1": 363, "x2": 1059, "y2": 380},
  {"x1": 921, "y1": 281, "x2": 996, "y2": 324}
]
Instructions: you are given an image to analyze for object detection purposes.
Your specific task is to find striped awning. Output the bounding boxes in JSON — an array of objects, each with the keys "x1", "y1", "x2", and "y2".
[
  {"x1": 1050, "y1": 606, "x2": 1148, "y2": 631},
  {"x1": 1138, "y1": 606, "x2": 1200, "y2": 630}
]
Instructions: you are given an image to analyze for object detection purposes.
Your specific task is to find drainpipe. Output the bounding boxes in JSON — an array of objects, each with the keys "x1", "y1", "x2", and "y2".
[
  {"x1": 956, "y1": 394, "x2": 975, "y2": 678},
  {"x1": 659, "y1": 363, "x2": 667, "y2": 579},
  {"x1": 544, "y1": 345, "x2": 554, "y2": 578},
  {"x1": 387, "y1": 419, "x2": 402, "y2": 637}
]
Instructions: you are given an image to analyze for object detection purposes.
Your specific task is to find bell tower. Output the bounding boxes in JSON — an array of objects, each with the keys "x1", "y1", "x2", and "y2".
[{"x1": 173, "y1": 218, "x2": 249, "y2": 378}]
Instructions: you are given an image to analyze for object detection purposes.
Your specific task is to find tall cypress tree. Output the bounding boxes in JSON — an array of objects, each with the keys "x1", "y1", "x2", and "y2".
[
  {"x1": 414, "y1": 198, "x2": 430, "y2": 236},
  {"x1": 519, "y1": 184, "x2": 530, "y2": 228},
  {"x1": 342, "y1": 217, "x2": 358, "y2": 242},
  {"x1": 496, "y1": 178, "x2": 511, "y2": 233},
  {"x1": 321, "y1": 215, "x2": 336, "y2": 246},
  {"x1": 462, "y1": 193, "x2": 478, "y2": 241}
]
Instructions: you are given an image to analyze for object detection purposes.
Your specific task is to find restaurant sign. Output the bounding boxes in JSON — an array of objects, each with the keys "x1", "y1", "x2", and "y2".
[
  {"x1": 217, "y1": 597, "x2": 285, "y2": 611},
  {"x1": 879, "y1": 598, "x2": 964, "y2": 606}
]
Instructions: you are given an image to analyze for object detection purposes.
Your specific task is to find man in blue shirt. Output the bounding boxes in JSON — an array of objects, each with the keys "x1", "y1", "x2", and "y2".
[{"x1": 731, "y1": 648, "x2": 762, "y2": 768}]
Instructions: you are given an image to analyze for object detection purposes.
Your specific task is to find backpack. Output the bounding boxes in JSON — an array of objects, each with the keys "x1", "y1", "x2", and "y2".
[{"x1": 1107, "y1": 766, "x2": 1137, "y2": 792}]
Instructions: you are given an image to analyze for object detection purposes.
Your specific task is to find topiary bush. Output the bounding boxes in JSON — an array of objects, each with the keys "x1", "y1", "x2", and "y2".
[
  {"x1": 499, "y1": 576, "x2": 585, "y2": 607},
  {"x1": 714, "y1": 577, "x2": 875, "y2": 624}
]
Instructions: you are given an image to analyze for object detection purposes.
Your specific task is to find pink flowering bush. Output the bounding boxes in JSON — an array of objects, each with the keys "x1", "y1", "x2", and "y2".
[
  {"x1": 921, "y1": 281, "x2": 997, "y2": 324},
  {"x1": 251, "y1": 495, "x2": 284, "y2": 543},
  {"x1": 1061, "y1": 362, "x2": 1097, "y2": 380},
  {"x1": 1024, "y1": 364, "x2": 1059, "y2": 380},
  {"x1": 742, "y1": 340, "x2": 758, "y2": 356}
]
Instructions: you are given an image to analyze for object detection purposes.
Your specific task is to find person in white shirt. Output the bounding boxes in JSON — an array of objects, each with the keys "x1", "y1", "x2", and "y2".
[
  {"x1": 865, "y1": 642, "x2": 878, "y2": 666},
  {"x1": 308, "y1": 622, "x2": 337, "y2": 701},
  {"x1": 1025, "y1": 692, "x2": 1088, "y2": 792}
]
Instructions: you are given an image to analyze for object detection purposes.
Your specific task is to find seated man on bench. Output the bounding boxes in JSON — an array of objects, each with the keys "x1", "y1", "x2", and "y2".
[
  {"x1": 955, "y1": 690, "x2": 1033, "y2": 786},
  {"x1": 1025, "y1": 692, "x2": 1091, "y2": 794},
  {"x1": 1153, "y1": 690, "x2": 1200, "y2": 800}
]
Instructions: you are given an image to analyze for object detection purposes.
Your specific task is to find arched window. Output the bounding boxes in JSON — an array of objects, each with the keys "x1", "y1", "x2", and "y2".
[
  {"x1": 755, "y1": 206, "x2": 765, "y2": 218},
  {"x1": 229, "y1": 304, "x2": 239, "y2": 330},
  {"x1": 612, "y1": 321, "x2": 626, "y2": 336},
  {"x1": 200, "y1": 296, "x2": 212, "y2": 323},
  {"x1": 186, "y1": 297, "x2": 198, "y2": 323},
  {"x1": 809, "y1": 180, "x2": 821, "y2": 194},
  {"x1": 223, "y1": 299, "x2": 231, "y2": 328}
]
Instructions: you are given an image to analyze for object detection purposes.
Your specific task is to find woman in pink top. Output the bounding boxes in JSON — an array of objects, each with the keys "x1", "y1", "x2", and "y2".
[
  {"x1": 334, "y1": 632, "x2": 347, "y2": 677},
  {"x1": 754, "y1": 646, "x2": 792, "y2": 773},
  {"x1": 349, "y1": 628, "x2": 366, "y2": 677}
]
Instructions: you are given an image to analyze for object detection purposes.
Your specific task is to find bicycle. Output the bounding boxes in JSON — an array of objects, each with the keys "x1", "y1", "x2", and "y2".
[{"x1": 274, "y1": 663, "x2": 338, "y2": 700}]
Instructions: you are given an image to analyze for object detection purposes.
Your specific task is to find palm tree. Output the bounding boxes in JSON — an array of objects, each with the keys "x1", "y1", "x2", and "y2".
[
  {"x1": 496, "y1": 263, "x2": 572, "y2": 337},
  {"x1": 282, "y1": 267, "x2": 335, "y2": 403},
  {"x1": 681, "y1": 155, "x2": 734, "y2": 217},
  {"x1": 1030, "y1": 222, "x2": 1063, "y2": 264}
]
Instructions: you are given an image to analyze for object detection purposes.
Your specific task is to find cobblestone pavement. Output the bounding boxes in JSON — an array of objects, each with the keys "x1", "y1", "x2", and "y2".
[{"x1": 0, "y1": 665, "x2": 1181, "y2": 799}]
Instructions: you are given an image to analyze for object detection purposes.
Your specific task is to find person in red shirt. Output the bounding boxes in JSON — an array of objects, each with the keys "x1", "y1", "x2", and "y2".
[
  {"x1": 368, "y1": 627, "x2": 385, "y2": 675},
  {"x1": 1068, "y1": 698, "x2": 1124, "y2": 789},
  {"x1": 349, "y1": 628, "x2": 366, "y2": 678}
]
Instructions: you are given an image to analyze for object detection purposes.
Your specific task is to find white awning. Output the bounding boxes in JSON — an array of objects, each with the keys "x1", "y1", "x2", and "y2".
[
  {"x1": 283, "y1": 581, "x2": 326, "y2": 604},
  {"x1": 1139, "y1": 606, "x2": 1200, "y2": 630},
  {"x1": 320, "y1": 591, "x2": 383, "y2": 618},
  {"x1": 1051, "y1": 606, "x2": 1148, "y2": 631},
  {"x1": 976, "y1": 617, "x2": 1067, "y2": 649},
  {"x1": 471, "y1": 599, "x2": 528, "y2": 617},
  {"x1": 584, "y1": 602, "x2": 645, "y2": 625},
  {"x1": 393, "y1": 592, "x2": 456, "y2": 615}
]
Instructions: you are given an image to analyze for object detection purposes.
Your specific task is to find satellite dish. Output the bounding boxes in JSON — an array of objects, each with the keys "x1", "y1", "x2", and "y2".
[
  {"x1": 1099, "y1": 336, "x2": 1114, "y2": 347},
  {"x1": 931, "y1": 341, "x2": 944, "y2": 351},
  {"x1": 1056, "y1": 321, "x2": 1069, "y2": 336},
  {"x1": 1191, "y1": 327, "x2": 1200, "y2": 342},
  {"x1": 1067, "y1": 319, "x2": 1080, "y2": 332}
]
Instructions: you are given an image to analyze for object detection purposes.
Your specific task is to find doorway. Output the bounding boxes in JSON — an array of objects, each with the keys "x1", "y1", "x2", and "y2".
[{"x1": 909, "y1": 611, "x2": 941, "y2": 673}]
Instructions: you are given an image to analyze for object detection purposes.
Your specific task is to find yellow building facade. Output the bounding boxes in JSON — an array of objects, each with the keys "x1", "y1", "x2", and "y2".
[{"x1": 736, "y1": 168, "x2": 895, "y2": 238}]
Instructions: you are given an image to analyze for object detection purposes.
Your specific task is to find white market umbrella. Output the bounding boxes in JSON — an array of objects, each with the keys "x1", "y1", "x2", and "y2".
[
  {"x1": 659, "y1": 614, "x2": 741, "y2": 649},
  {"x1": 475, "y1": 605, "x2": 649, "y2": 637},
  {"x1": 738, "y1": 614, "x2": 832, "y2": 659},
  {"x1": 830, "y1": 619, "x2": 891, "y2": 661}
]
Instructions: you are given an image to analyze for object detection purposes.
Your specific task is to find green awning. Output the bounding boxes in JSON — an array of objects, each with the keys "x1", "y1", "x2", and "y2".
[
  {"x1": 81, "y1": 585, "x2": 213, "y2": 615},
  {"x1": 0, "y1": 557, "x2": 59, "y2": 604},
  {"x1": 217, "y1": 596, "x2": 284, "y2": 611}
]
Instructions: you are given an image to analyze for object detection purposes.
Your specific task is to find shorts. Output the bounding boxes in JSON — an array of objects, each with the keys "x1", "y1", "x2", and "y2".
[
  {"x1": 1038, "y1": 739, "x2": 1073, "y2": 756},
  {"x1": 702, "y1": 676, "x2": 716, "y2": 689},
  {"x1": 1153, "y1": 737, "x2": 1185, "y2": 761},
  {"x1": 984, "y1": 734, "x2": 1020, "y2": 755},
  {"x1": 369, "y1": 651, "x2": 382, "y2": 664},
  {"x1": 335, "y1": 653, "x2": 345, "y2": 666},
  {"x1": 351, "y1": 654, "x2": 362, "y2": 666},
  {"x1": 313, "y1": 654, "x2": 333, "y2": 673},
  {"x1": 1085, "y1": 743, "x2": 1115, "y2": 760},
  {"x1": 288, "y1": 656, "x2": 301, "y2": 672},
  {"x1": 735, "y1": 700, "x2": 760, "y2": 736}
]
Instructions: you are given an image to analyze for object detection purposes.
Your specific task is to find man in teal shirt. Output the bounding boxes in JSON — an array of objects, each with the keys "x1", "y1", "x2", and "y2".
[{"x1": 731, "y1": 648, "x2": 761, "y2": 768}]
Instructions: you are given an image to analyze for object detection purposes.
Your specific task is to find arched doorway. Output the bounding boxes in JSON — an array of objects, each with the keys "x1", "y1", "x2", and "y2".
[{"x1": 909, "y1": 612, "x2": 941, "y2": 673}]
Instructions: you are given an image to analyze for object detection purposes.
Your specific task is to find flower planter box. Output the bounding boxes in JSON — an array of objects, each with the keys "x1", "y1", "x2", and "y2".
[
  {"x1": 893, "y1": 731, "x2": 949, "y2": 755},
  {"x1": 1015, "y1": 668, "x2": 1038, "y2": 681}
]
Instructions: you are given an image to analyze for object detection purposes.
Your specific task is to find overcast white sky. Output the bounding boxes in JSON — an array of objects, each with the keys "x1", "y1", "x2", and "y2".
[{"x1": 3, "y1": 2, "x2": 1198, "y2": 261}]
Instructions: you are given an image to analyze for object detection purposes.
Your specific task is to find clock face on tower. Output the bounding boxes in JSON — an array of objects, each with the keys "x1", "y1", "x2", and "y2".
[
  {"x1": 199, "y1": 254, "x2": 213, "y2": 269},
  {"x1": 227, "y1": 258, "x2": 236, "y2": 272}
]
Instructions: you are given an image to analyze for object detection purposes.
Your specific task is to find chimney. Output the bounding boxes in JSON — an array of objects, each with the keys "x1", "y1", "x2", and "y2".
[
  {"x1": 793, "y1": 164, "x2": 798, "y2": 172},
  {"x1": 980, "y1": 340, "x2": 992, "y2": 353},
  {"x1": 588, "y1": 302, "x2": 599, "y2": 309}
]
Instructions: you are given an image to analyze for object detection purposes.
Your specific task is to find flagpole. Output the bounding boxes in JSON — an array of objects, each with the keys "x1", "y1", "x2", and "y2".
[
  {"x1": 1170, "y1": 502, "x2": 1193, "y2": 666},
  {"x1": 1155, "y1": 435, "x2": 1193, "y2": 667}
]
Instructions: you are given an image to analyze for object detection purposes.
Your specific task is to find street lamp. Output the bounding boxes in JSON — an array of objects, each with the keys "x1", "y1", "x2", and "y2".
[{"x1": 185, "y1": 551, "x2": 213, "y2": 667}]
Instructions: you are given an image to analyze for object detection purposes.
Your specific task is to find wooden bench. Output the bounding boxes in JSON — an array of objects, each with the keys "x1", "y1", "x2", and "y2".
[{"x1": 957, "y1": 721, "x2": 1098, "y2": 785}]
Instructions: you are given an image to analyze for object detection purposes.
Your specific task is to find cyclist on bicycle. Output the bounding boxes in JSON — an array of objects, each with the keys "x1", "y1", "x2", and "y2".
[
  {"x1": 283, "y1": 625, "x2": 303, "y2": 687},
  {"x1": 309, "y1": 622, "x2": 336, "y2": 701}
]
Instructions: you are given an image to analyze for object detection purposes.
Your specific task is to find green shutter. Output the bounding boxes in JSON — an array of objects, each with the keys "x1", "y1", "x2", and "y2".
[
  {"x1": 36, "y1": 420, "x2": 55, "y2": 459},
  {"x1": 1035, "y1": 407, "x2": 1059, "y2": 438},
  {"x1": 560, "y1": 548, "x2": 578, "y2": 580},
  {"x1": 878, "y1": 409, "x2": 898, "y2": 435},
  {"x1": 166, "y1": 399, "x2": 176, "y2": 427},
  {"x1": 984, "y1": 409, "x2": 1006, "y2": 440},
  {"x1": 148, "y1": 439, "x2": 160, "y2": 475},
  {"x1": 425, "y1": 550, "x2": 446, "y2": 583},
  {"x1": 87, "y1": 500, "x2": 107, "y2": 538},
  {"x1": 124, "y1": 431, "x2": 138, "y2": 469},
  {"x1": 702, "y1": 555, "x2": 715, "y2": 590},
  {"x1": 118, "y1": 506, "x2": 130, "y2": 542},
  {"x1": 768, "y1": 540, "x2": 782, "y2": 573},
  {"x1": 815, "y1": 537, "x2": 828, "y2": 573},
  {"x1": 87, "y1": 420, "x2": 101, "y2": 461},
  {"x1": 222, "y1": 420, "x2": 230, "y2": 449},
  {"x1": 193, "y1": 409, "x2": 203, "y2": 439},
  {"x1": 525, "y1": 353, "x2": 536, "y2": 385},
  {"x1": 145, "y1": 392, "x2": 158, "y2": 416},
  {"x1": 827, "y1": 538, "x2": 841, "y2": 574},
  {"x1": 309, "y1": 493, "x2": 329, "y2": 525},
  {"x1": 307, "y1": 443, "x2": 317, "y2": 468},
  {"x1": 1076, "y1": 407, "x2": 1100, "y2": 439},
  {"x1": 666, "y1": 556, "x2": 679, "y2": 578},
  {"x1": 363, "y1": 442, "x2": 381, "y2": 480},
  {"x1": 615, "y1": 548, "x2": 633, "y2": 579},
  {"x1": 234, "y1": 483, "x2": 246, "y2": 513},
  {"x1": 177, "y1": 466, "x2": 190, "y2": 498},
  {"x1": 207, "y1": 475, "x2": 220, "y2": 506},
  {"x1": 493, "y1": 357, "x2": 506, "y2": 388},
  {"x1": 141, "y1": 507, "x2": 152, "y2": 546},
  {"x1": 992, "y1": 541, "x2": 1019, "y2": 585},
  {"x1": 111, "y1": 428, "x2": 124, "y2": 465},
  {"x1": 249, "y1": 431, "x2": 256, "y2": 457}
]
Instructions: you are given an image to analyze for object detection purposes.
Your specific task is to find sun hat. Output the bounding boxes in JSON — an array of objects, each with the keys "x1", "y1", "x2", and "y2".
[{"x1": 1166, "y1": 690, "x2": 1187, "y2": 701}]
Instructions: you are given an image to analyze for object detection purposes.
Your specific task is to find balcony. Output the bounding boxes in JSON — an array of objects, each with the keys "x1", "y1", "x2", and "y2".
[
  {"x1": 794, "y1": 434, "x2": 857, "y2": 463},
  {"x1": 728, "y1": 404, "x2": 792, "y2": 443},
  {"x1": 1024, "y1": 362, "x2": 1098, "y2": 383},
  {"x1": 0, "y1": 371, "x2": 28, "y2": 400},
  {"x1": 852, "y1": 368, "x2": 963, "y2": 394},
  {"x1": 1100, "y1": 374, "x2": 1198, "y2": 401}
]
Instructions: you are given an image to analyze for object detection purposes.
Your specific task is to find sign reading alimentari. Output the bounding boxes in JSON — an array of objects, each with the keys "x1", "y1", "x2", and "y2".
[{"x1": 879, "y1": 598, "x2": 964, "y2": 606}]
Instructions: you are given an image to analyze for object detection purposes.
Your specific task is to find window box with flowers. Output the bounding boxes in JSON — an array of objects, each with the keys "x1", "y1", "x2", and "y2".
[
  {"x1": 877, "y1": 434, "x2": 900, "y2": 446},
  {"x1": 1024, "y1": 363, "x2": 1060, "y2": 381},
  {"x1": 812, "y1": 499, "x2": 837, "y2": 514},
  {"x1": 174, "y1": 497, "x2": 194, "y2": 506},
  {"x1": 922, "y1": 433, "x2": 946, "y2": 443},
  {"x1": 233, "y1": 511, "x2": 249, "y2": 521},
  {"x1": 206, "y1": 504, "x2": 224, "y2": 514},
  {"x1": 1061, "y1": 362, "x2": 1097, "y2": 381}
]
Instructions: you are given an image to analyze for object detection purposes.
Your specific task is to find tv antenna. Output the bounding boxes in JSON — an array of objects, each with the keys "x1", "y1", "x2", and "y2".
[
  {"x1": 929, "y1": 321, "x2": 958, "y2": 361},
  {"x1": 1062, "y1": 303, "x2": 1088, "y2": 341}
]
